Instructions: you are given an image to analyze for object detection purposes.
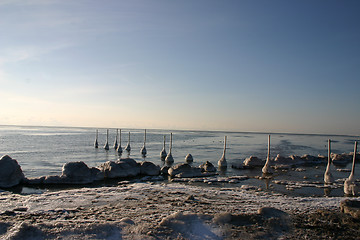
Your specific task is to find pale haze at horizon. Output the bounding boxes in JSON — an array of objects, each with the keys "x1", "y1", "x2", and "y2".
[{"x1": 0, "y1": 1, "x2": 359, "y2": 135}]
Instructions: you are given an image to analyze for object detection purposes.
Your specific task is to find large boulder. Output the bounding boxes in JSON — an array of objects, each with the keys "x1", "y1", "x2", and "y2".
[
  {"x1": 98, "y1": 159, "x2": 140, "y2": 179},
  {"x1": 140, "y1": 161, "x2": 160, "y2": 176},
  {"x1": 243, "y1": 156, "x2": 264, "y2": 168},
  {"x1": 61, "y1": 161, "x2": 93, "y2": 184},
  {"x1": 0, "y1": 155, "x2": 25, "y2": 188},
  {"x1": 168, "y1": 163, "x2": 203, "y2": 178},
  {"x1": 118, "y1": 158, "x2": 139, "y2": 168}
]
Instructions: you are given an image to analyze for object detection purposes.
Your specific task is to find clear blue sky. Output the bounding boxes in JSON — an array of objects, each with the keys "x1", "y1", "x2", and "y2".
[{"x1": 0, "y1": 0, "x2": 359, "y2": 135}]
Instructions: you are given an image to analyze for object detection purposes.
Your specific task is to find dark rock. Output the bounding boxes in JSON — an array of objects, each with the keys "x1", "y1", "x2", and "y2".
[
  {"x1": 168, "y1": 163, "x2": 192, "y2": 176},
  {"x1": 118, "y1": 158, "x2": 139, "y2": 168},
  {"x1": 61, "y1": 161, "x2": 93, "y2": 184},
  {"x1": 43, "y1": 175, "x2": 64, "y2": 184},
  {"x1": 340, "y1": 199, "x2": 360, "y2": 219},
  {"x1": 98, "y1": 160, "x2": 140, "y2": 179},
  {"x1": 140, "y1": 161, "x2": 160, "y2": 176},
  {"x1": 0, "y1": 155, "x2": 25, "y2": 188},
  {"x1": 168, "y1": 163, "x2": 203, "y2": 178},
  {"x1": 160, "y1": 165, "x2": 170, "y2": 175},
  {"x1": 185, "y1": 154, "x2": 193, "y2": 163},
  {"x1": 199, "y1": 161, "x2": 217, "y2": 172},
  {"x1": 243, "y1": 156, "x2": 264, "y2": 168},
  {"x1": 90, "y1": 167, "x2": 104, "y2": 181},
  {"x1": 24, "y1": 176, "x2": 45, "y2": 185}
]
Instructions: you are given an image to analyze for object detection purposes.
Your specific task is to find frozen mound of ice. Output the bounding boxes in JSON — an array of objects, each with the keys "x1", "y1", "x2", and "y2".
[
  {"x1": 243, "y1": 156, "x2": 264, "y2": 168},
  {"x1": 0, "y1": 155, "x2": 25, "y2": 188},
  {"x1": 160, "y1": 212, "x2": 221, "y2": 240},
  {"x1": 199, "y1": 161, "x2": 217, "y2": 173},
  {"x1": 168, "y1": 163, "x2": 203, "y2": 178},
  {"x1": 97, "y1": 158, "x2": 140, "y2": 178},
  {"x1": 140, "y1": 161, "x2": 160, "y2": 176}
]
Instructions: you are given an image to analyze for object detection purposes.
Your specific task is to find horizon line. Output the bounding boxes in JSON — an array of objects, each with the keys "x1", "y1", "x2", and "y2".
[{"x1": 0, "y1": 123, "x2": 358, "y2": 138}]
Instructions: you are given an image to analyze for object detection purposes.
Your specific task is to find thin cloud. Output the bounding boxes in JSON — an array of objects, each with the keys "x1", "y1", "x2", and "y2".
[{"x1": 0, "y1": 42, "x2": 73, "y2": 65}]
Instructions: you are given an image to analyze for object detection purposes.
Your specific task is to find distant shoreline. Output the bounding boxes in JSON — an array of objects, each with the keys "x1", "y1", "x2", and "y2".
[{"x1": 0, "y1": 124, "x2": 357, "y2": 138}]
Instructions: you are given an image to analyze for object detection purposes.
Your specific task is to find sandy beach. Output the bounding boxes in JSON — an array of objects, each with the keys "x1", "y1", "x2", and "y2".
[{"x1": 1, "y1": 182, "x2": 359, "y2": 239}]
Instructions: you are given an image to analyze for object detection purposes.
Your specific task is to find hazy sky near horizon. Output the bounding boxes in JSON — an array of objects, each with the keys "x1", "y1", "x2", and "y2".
[{"x1": 0, "y1": 0, "x2": 359, "y2": 135}]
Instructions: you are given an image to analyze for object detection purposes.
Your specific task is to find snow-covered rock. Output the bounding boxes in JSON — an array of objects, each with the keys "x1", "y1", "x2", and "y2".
[
  {"x1": 140, "y1": 161, "x2": 160, "y2": 176},
  {"x1": 98, "y1": 159, "x2": 140, "y2": 179},
  {"x1": 243, "y1": 156, "x2": 264, "y2": 168},
  {"x1": 168, "y1": 163, "x2": 203, "y2": 178},
  {"x1": 43, "y1": 175, "x2": 64, "y2": 184},
  {"x1": 61, "y1": 161, "x2": 93, "y2": 184},
  {"x1": 25, "y1": 176, "x2": 45, "y2": 185},
  {"x1": 185, "y1": 154, "x2": 193, "y2": 163},
  {"x1": 90, "y1": 167, "x2": 105, "y2": 181},
  {"x1": 118, "y1": 158, "x2": 139, "y2": 168},
  {"x1": 0, "y1": 155, "x2": 25, "y2": 188},
  {"x1": 199, "y1": 161, "x2": 216, "y2": 173}
]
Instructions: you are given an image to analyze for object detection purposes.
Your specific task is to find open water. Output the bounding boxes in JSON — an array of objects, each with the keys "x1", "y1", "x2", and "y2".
[{"x1": 0, "y1": 125, "x2": 359, "y2": 197}]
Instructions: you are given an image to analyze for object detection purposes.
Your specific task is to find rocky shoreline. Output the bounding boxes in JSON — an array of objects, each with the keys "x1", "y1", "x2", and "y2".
[{"x1": 1, "y1": 151, "x2": 358, "y2": 189}]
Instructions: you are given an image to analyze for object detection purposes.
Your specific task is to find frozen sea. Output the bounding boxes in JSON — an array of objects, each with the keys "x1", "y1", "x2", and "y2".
[
  {"x1": 0, "y1": 125, "x2": 359, "y2": 197},
  {"x1": 2, "y1": 125, "x2": 360, "y2": 239}
]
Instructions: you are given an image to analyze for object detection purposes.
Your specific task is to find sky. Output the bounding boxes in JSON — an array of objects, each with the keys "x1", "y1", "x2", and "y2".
[{"x1": 0, "y1": 0, "x2": 359, "y2": 135}]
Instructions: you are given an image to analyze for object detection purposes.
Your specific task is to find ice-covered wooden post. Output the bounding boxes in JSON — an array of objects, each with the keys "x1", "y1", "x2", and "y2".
[
  {"x1": 165, "y1": 133, "x2": 174, "y2": 164},
  {"x1": 262, "y1": 135, "x2": 272, "y2": 174},
  {"x1": 141, "y1": 129, "x2": 147, "y2": 156},
  {"x1": 218, "y1": 136, "x2": 227, "y2": 168},
  {"x1": 113, "y1": 129, "x2": 118, "y2": 149},
  {"x1": 160, "y1": 135, "x2": 167, "y2": 160},
  {"x1": 104, "y1": 129, "x2": 109, "y2": 150},
  {"x1": 324, "y1": 139, "x2": 334, "y2": 184},
  {"x1": 94, "y1": 129, "x2": 99, "y2": 148},
  {"x1": 125, "y1": 132, "x2": 131, "y2": 152}
]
